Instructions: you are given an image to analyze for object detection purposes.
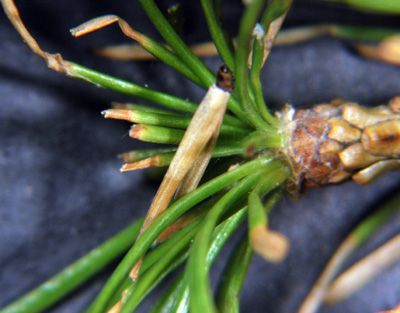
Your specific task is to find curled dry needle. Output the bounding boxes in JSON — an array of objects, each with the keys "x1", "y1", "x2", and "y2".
[
  {"x1": 325, "y1": 232, "x2": 400, "y2": 305},
  {"x1": 2, "y1": 0, "x2": 400, "y2": 313},
  {"x1": 298, "y1": 192, "x2": 400, "y2": 313}
]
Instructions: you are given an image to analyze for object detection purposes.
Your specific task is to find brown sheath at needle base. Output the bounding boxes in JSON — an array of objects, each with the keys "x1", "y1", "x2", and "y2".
[{"x1": 129, "y1": 65, "x2": 233, "y2": 280}]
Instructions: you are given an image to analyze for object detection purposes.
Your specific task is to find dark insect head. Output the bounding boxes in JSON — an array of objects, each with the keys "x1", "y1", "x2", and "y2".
[{"x1": 216, "y1": 64, "x2": 234, "y2": 93}]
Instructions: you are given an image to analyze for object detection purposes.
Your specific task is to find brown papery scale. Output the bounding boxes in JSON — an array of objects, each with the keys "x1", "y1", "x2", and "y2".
[
  {"x1": 279, "y1": 98, "x2": 400, "y2": 193},
  {"x1": 216, "y1": 64, "x2": 234, "y2": 93}
]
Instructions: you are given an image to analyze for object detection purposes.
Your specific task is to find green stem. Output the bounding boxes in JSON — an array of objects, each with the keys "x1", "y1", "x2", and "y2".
[
  {"x1": 113, "y1": 109, "x2": 250, "y2": 136},
  {"x1": 122, "y1": 202, "x2": 248, "y2": 313},
  {"x1": 186, "y1": 168, "x2": 271, "y2": 313},
  {"x1": 235, "y1": 0, "x2": 273, "y2": 130},
  {"x1": 119, "y1": 147, "x2": 177, "y2": 163},
  {"x1": 215, "y1": 233, "x2": 253, "y2": 313},
  {"x1": 250, "y1": 33, "x2": 280, "y2": 126},
  {"x1": 130, "y1": 124, "x2": 185, "y2": 145},
  {"x1": 137, "y1": 0, "x2": 249, "y2": 124},
  {"x1": 108, "y1": 197, "x2": 220, "y2": 310},
  {"x1": 149, "y1": 272, "x2": 186, "y2": 313},
  {"x1": 68, "y1": 63, "x2": 198, "y2": 113},
  {"x1": 248, "y1": 168, "x2": 288, "y2": 230},
  {"x1": 130, "y1": 124, "x2": 244, "y2": 146},
  {"x1": 86, "y1": 156, "x2": 275, "y2": 313},
  {"x1": 260, "y1": 0, "x2": 292, "y2": 27},
  {"x1": 137, "y1": 0, "x2": 215, "y2": 87},
  {"x1": 133, "y1": 31, "x2": 205, "y2": 88},
  {"x1": 164, "y1": 275, "x2": 189, "y2": 313},
  {"x1": 158, "y1": 206, "x2": 249, "y2": 313},
  {"x1": 115, "y1": 102, "x2": 179, "y2": 115},
  {"x1": 118, "y1": 223, "x2": 200, "y2": 313},
  {"x1": 200, "y1": 0, "x2": 235, "y2": 69},
  {"x1": 242, "y1": 130, "x2": 283, "y2": 156},
  {"x1": 121, "y1": 146, "x2": 245, "y2": 169},
  {"x1": 0, "y1": 218, "x2": 144, "y2": 313},
  {"x1": 67, "y1": 62, "x2": 244, "y2": 127}
]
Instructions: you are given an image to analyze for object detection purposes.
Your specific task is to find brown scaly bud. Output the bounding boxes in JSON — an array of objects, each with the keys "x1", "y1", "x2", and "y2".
[{"x1": 278, "y1": 98, "x2": 400, "y2": 193}]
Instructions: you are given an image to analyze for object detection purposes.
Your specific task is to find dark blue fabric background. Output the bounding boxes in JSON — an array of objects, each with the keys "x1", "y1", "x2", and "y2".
[{"x1": 1, "y1": 1, "x2": 400, "y2": 312}]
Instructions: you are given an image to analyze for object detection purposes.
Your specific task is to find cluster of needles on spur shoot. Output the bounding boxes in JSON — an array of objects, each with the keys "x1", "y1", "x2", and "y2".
[{"x1": 1, "y1": 0, "x2": 400, "y2": 313}]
